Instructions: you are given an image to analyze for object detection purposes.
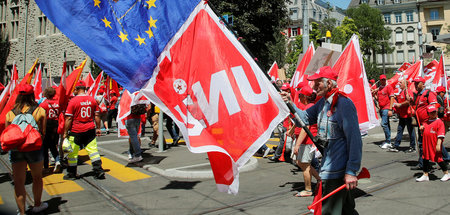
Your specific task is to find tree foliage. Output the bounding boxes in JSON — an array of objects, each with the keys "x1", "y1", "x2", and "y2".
[
  {"x1": 331, "y1": 17, "x2": 358, "y2": 47},
  {"x1": 267, "y1": 32, "x2": 287, "y2": 66},
  {"x1": 208, "y1": 0, "x2": 289, "y2": 71},
  {"x1": 0, "y1": 35, "x2": 10, "y2": 84}
]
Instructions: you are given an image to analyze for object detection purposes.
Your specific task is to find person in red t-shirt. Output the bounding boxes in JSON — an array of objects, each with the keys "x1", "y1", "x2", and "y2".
[
  {"x1": 107, "y1": 90, "x2": 118, "y2": 130},
  {"x1": 375, "y1": 74, "x2": 395, "y2": 149},
  {"x1": 416, "y1": 105, "x2": 449, "y2": 182},
  {"x1": 63, "y1": 80, "x2": 105, "y2": 180},
  {"x1": 292, "y1": 86, "x2": 320, "y2": 197},
  {"x1": 412, "y1": 77, "x2": 438, "y2": 170},
  {"x1": 390, "y1": 78, "x2": 416, "y2": 152},
  {"x1": 269, "y1": 83, "x2": 292, "y2": 162},
  {"x1": 39, "y1": 87, "x2": 62, "y2": 172}
]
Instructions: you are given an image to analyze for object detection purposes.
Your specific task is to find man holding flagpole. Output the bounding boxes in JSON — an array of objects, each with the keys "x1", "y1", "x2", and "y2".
[{"x1": 282, "y1": 66, "x2": 362, "y2": 214}]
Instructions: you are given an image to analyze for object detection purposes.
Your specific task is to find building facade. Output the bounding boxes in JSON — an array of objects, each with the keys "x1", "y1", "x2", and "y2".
[
  {"x1": 286, "y1": 0, "x2": 346, "y2": 38},
  {"x1": 0, "y1": 0, "x2": 90, "y2": 82},
  {"x1": 349, "y1": 0, "x2": 450, "y2": 69}
]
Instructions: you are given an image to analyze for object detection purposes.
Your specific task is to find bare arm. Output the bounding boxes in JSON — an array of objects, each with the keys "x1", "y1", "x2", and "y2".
[
  {"x1": 63, "y1": 116, "x2": 73, "y2": 139},
  {"x1": 95, "y1": 112, "x2": 101, "y2": 136}
]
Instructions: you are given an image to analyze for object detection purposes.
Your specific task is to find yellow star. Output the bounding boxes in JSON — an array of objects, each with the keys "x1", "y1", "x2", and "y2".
[
  {"x1": 94, "y1": 0, "x2": 101, "y2": 8},
  {"x1": 148, "y1": 17, "x2": 157, "y2": 28},
  {"x1": 145, "y1": 28, "x2": 154, "y2": 38},
  {"x1": 101, "y1": 17, "x2": 112, "y2": 29},
  {"x1": 146, "y1": 0, "x2": 156, "y2": 9},
  {"x1": 135, "y1": 35, "x2": 146, "y2": 45},
  {"x1": 118, "y1": 31, "x2": 129, "y2": 43}
]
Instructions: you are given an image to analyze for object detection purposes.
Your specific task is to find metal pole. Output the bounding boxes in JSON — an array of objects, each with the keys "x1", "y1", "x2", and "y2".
[
  {"x1": 418, "y1": 22, "x2": 423, "y2": 60},
  {"x1": 23, "y1": 0, "x2": 29, "y2": 75},
  {"x1": 382, "y1": 44, "x2": 386, "y2": 74},
  {"x1": 302, "y1": 0, "x2": 309, "y2": 54},
  {"x1": 158, "y1": 112, "x2": 164, "y2": 152}
]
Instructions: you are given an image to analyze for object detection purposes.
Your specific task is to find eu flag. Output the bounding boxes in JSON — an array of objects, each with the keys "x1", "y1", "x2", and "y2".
[{"x1": 36, "y1": 0, "x2": 201, "y2": 92}]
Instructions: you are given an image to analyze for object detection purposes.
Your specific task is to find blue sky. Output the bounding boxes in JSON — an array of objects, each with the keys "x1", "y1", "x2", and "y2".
[{"x1": 326, "y1": 0, "x2": 352, "y2": 9}]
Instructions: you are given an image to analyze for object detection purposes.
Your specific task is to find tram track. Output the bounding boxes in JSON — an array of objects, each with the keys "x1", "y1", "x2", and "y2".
[{"x1": 0, "y1": 155, "x2": 141, "y2": 215}]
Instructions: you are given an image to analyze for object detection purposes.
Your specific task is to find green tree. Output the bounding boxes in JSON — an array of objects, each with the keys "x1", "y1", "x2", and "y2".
[
  {"x1": 267, "y1": 31, "x2": 287, "y2": 66},
  {"x1": 346, "y1": 4, "x2": 392, "y2": 63},
  {"x1": 89, "y1": 60, "x2": 102, "y2": 78},
  {"x1": 0, "y1": 35, "x2": 10, "y2": 84},
  {"x1": 331, "y1": 17, "x2": 358, "y2": 47},
  {"x1": 285, "y1": 35, "x2": 303, "y2": 77},
  {"x1": 209, "y1": 0, "x2": 289, "y2": 70}
]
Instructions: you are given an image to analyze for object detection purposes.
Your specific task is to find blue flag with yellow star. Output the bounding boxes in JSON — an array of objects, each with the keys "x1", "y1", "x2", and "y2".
[{"x1": 35, "y1": 0, "x2": 201, "y2": 92}]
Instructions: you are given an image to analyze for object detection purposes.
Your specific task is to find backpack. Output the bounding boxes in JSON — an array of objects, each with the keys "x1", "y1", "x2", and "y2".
[
  {"x1": 0, "y1": 106, "x2": 43, "y2": 152},
  {"x1": 131, "y1": 104, "x2": 147, "y2": 115}
]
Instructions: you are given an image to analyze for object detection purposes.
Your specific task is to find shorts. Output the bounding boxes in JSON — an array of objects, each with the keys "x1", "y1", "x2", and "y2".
[
  {"x1": 9, "y1": 149, "x2": 43, "y2": 164},
  {"x1": 297, "y1": 144, "x2": 314, "y2": 163}
]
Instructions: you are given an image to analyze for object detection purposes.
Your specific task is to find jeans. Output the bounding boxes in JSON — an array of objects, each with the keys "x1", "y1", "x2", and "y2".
[
  {"x1": 380, "y1": 109, "x2": 391, "y2": 144},
  {"x1": 274, "y1": 126, "x2": 287, "y2": 158},
  {"x1": 393, "y1": 117, "x2": 416, "y2": 149},
  {"x1": 164, "y1": 114, "x2": 180, "y2": 140},
  {"x1": 126, "y1": 118, "x2": 142, "y2": 157}
]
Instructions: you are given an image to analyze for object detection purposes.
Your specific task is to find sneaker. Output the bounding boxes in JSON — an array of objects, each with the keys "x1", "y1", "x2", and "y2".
[
  {"x1": 388, "y1": 147, "x2": 399, "y2": 152},
  {"x1": 53, "y1": 161, "x2": 62, "y2": 173},
  {"x1": 263, "y1": 148, "x2": 271, "y2": 158},
  {"x1": 441, "y1": 173, "x2": 450, "y2": 182},
  {"x1": 63, "y1": 173, "x2": 80, "y2": 180},
  {"x1": 128, "y1": 156, "x2": 143, "y2": 163},
  {"x1": 406, "y1": 148, "x2": 416, "y2": 153},
  {"x1": 32, "y1": 202, "x2": 48, "y2": 213},
  {"x1": 416, "y1": 175, "x2": 429, "y2": 182},
  {"x1": 380, "y1": 143, "x2": 391, "y2": 149}
]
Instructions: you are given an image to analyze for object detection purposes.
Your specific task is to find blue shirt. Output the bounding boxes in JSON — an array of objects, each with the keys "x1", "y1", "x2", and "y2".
[{"x1": 295, "y1": 94, "x2": 362, "y2": 179}]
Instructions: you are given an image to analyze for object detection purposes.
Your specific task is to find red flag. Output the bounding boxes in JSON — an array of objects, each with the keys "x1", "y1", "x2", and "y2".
[
  {"x1": 388, "y1": 61, "x2": 422, "y2": 90},
  {"x1": 398, "y1": 62, "x2": 411, "y2": 72},
  {"x1": 139, "y1": 5, "x2": 289, "y2": 194},
  {"x1": 267, "y1": 61, "x2": 279, "y2": 81},
  {"x1": 57, "y1": 59, "x2": 87, "y2": 111},
  {"x1": 88, "y1": 71, "x2": 104, "y2": 96},
  {"x1": 0, "y1": 59, "x2": 39, "y2": 133},
  {"x1": 10, "y1": 62, "x2": 19, "y2": 94},
  {"x1": 310, "y1": 181, "x2": 323, "y2": 215},
  {"x1": 33, "y1": 64, "x2": 43, "y2": 101},
  {"x1": 56, "y1": 58, "x2": 67, "y2": 110},
  {"x1": 423, "y1": 59, "x2": 439, "y2": 89},
  {"x1": 332, "y1": 34, "x2": 379, "y2": 132},
  {"x1": 116, "y1": 90, "x2": 148, "y2": 138},
  {"x1": 290, "y1": 42, "x2": 315, "y2": 89},
  {"x1": 0, "y1": 82, "x2": 11, "y2": 114},
  {"x1": 84, "y1": 71, "x2": 95, "y2": 86}
]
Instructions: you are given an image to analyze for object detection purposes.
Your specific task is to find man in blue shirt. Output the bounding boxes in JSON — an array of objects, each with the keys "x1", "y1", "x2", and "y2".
[{"x1": 282, "y1": 66, "x2": 362, "y2": 214}]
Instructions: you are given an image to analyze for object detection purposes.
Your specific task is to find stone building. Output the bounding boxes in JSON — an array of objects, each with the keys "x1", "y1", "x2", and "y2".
[
  {"x1": 348, "y1": 0, "x2": 450, "y2": 69},
  {"x1": 0, "y1": 0, "x2": 90, "y2": 82}
]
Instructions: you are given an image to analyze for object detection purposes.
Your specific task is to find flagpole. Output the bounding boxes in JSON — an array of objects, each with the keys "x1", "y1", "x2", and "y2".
[
  {"x1": 207, "y1": 1, "x2": 324, "y2": 154},
  {"x1": 442, "y1": 52, "x2": 449, "y2": 108}
]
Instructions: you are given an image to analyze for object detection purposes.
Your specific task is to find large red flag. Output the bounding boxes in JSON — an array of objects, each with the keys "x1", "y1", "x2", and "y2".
[
  {"x1": 290, "y1": 42, "x2": 315, "y2": 89},
  {"x1": 56, "y1": 58, "x2": 67, "y2": 110},
  {"x1": 0, "y1": 82, "x2": 11, "y2": 114},
  {"x1": 332, "y1": 34, "x2": 379, "y2": 132},
  {"x1": 58, "y1": 59, "x2": 86, "y2": 111},
  {"x1": 0, "y1": 59, "x2": 39, "y2": 133},
  {"x1": 84, "y1": 71, "x2": 95, "y2": 86},
  {"x1": 10, "y1": 62, "x2": 19, "y2": 94},
  {"x1": 33, "y1": 64, "x2": 43, "y2": 101},
  {"x1": 388, "y1": 61, "x2": 422, "y2": 91},
  {"x1": 88, "y1": 71, "x2": 104, "y2": 96},
  {"x1": 267, "y1": 61, "x2": 279, "y2": 81},
  {"x1": 423, "y1": 59, "x2": 440, "y2": 89},
  {"x1": 139, "y1": 4, "x2": 289, "y2": 194},
  {"x1": 398, "y1": 62, "x2": 412, "y2": 72}
]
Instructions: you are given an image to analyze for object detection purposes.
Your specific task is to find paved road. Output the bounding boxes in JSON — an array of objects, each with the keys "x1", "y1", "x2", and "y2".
[{"x1": 1, "y1": 121, "x2": 450, "y2": 215}]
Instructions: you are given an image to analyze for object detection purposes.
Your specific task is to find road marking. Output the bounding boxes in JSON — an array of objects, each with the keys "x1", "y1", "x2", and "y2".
[
  {"x1": 268, "y1": 138, "x2": 280, "y2": 142},
  {"x1": 0, "y1": 195, "x2": 3, "y2": 204},
  {"x1": 79, "y1": 150, "x2": 151, "y2": 182},
  {"x1": 43, "y1": 173, "x2": 84, "y2": 195}
]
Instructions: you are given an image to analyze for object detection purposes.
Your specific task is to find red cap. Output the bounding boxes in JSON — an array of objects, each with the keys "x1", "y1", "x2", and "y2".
[
  {"x1": 369, "y1": 79, "x2": 375, "y2": 84},
  {"x1": 280, "y1": 83, "x2": 290, "y2": 91},
  {"x1": 298, "y1": 86, "x2": 313, "y2": 97},
  {"x1": 295, "y1": 81, "x2": 307, "y2": 90},
  {"x1": 427, "y1": 104, "x2": 437, "y2": 112},
  {"x1": 379, "y1": 74, "x2": 387, "y2": 80},
  {"x1": 413, "y1": 77, "x2": 425, "y2": 83},
  {"x1": 75, "y1": 80, "x2": 86, "y2": 87},
  {"x1": 18, "y1": 84, "x2": 34, "y2": 95},
  {"x1": 98, "y1": 89, "x2": 104, "y2": 94},
  {"x1": 110, "y1": 90, "x2": 117, "y2": 95},
  {"x1": 307, "y1": 66, "x2": 338, "y2": 81},
  {"x1": 52, "y1": 85, "x2": 58, "y2": 89},
  {"x1": 436, "y1": 86, "x2": 446, "y2": 93}
]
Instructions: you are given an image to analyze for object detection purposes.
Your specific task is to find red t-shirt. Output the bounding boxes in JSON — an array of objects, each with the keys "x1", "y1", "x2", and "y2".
[
  {"x1": 65, "y1": 95, "x2": 100, "y2": 133},
  {"x1": 109, "y1": 96, "x2": 118, "y2": 110},
  {"x1": 422, "y1": 118, "x2": 445, "y2": 163},
  {"x1": 39, "y1": 99, "x2": 60, "y2": 121},
  {"x1": 377, "y1": 84, "x2": 394, "y2": 110},
  {"x1": 301, "y1": 103, "x2": 318, "y2": 145},
  {"x1": 414, "y1": 90, "x2": 437, "y2": 124},
  {"x1": 395, "y1": 89, "x2": 413, "y2": 118}
]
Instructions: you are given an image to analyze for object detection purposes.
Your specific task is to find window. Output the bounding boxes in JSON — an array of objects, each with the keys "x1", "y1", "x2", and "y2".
[
  {"x1": 361, "y1": 0, "x2": 368, "y2": 3},
  {"x1": 377, "y1": 0, "x2": 385, "y2": 5},
  {"x1": 292, "y1": 28, "x2": 298, "y2": 37},
  {"x1": 397, "y1": 50, "x2": 404, "y2": 63},
  {"x1": 395, "y1": 29, "x2": 403, "y2": 42},
  {"x1": 313, "y1": 9, "x2": 316, "y2": 18},
  {"x1": 408, "y1": 50, "x2": 415, "y2": 62},
  {"x1": 407, "y1": 29, "x2": 414, "y2": 42},
  {"x1": 0, "y1": 1, "x2": 6, "y2": 37},
  {"x1": 10, "y1": 6, "x2": 19, "y2": 39},
  {"x1": 319, "y1": 12, "x2": 322, "y2": 20},
  {"x1": 395, "y1": 13, "x2": 402, "y2": 23},
  {"x1": 406, "y1": 11, "x2": 413, "y2": 22},
  {"x1": 290, "y1": 8, "x2": 298, "y2": 20},
  {"x1": 50, "y1": 22, "x2": 60, "y2": 35},
  {"x1": 394, "y1": 0, "x2": 401, "y2": 3},
  {"x1": 384, "y1": 14, "x2": 391, "y2": 24},
  {"x1": 430, "y1": 26, "x2": 440, "y2": 40},
  {"x1": 294, "y1": 0, "x2": 298, "y2": 4},
  {"x1": 430, "y1": 9, "x2": 439, "y2": 20},
  {"x1": 37, "y1": 9, "x2": 47, "y2": 36}
]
